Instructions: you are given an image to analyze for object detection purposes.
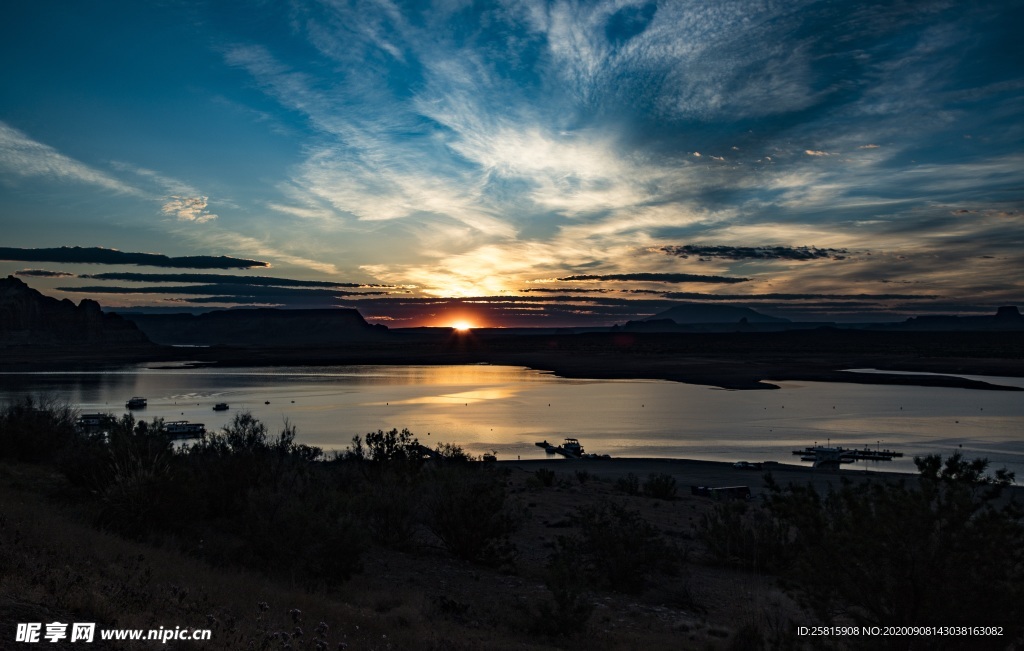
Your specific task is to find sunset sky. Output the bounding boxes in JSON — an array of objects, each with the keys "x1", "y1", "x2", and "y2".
[{"x1": 1, "y1": 0, "x2": 1021, "y2": 327}]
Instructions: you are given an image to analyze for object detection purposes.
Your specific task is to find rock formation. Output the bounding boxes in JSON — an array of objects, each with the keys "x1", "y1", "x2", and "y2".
[{"x1": 0, "y1": 276, "x2": 151, "y2": 346}]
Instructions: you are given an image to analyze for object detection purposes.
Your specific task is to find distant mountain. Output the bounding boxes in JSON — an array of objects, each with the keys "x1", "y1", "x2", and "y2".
[
  {"x1": 0, "y1": 276, "x2": 150, "y2": 346},
  {"x1": 894, "y1": 306, "x2": 1024, "y2": 331},
  {"x1": 122, "y1": 308, "x2": 389, "y2": 346},
  {"x1": 647, "y1": 303, "x2": 791, "y2": 325}
]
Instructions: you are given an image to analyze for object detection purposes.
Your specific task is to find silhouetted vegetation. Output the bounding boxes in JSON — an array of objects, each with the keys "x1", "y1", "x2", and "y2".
[
  {"x1": 2, "y1": 402, "x2": 521, "y2": 585},
  {"x1": 642, "y1": 472, "x2": 678, "y2": 500},
  {"x1": 533, "y1": 467, "x2": 556, "y2": 487},
  {"x1": 552, "y1": 501, "x2": 680, "y2": 595},
  {"x1": 0, "y1": 395, "x2": 78, "y2": 463},
  {"x1": 699, "y1": 455, "x2": 1024, "y2": 648},
  {"x1": 614, "y1": 471, "x2": 640, "y2": 495}
]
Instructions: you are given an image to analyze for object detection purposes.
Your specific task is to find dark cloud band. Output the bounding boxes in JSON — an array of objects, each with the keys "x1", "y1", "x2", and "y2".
[
  {"x1": 662, "y1": 245, "x2": 850, "y2": 261},
  {"x1": 78, "y1": 272, "x2": 392, "y2": 288},
  {"x1": 57, "y1": 284, "x2": 386, "y2": 298},
  {"x1": 0, "y1": 246, "x2": 268, "y2": 269},
  {"x1": 557, "y1": 273, "x2": 749, "y2": 283},
  {"x1": 14, "y1": 269, "x2": 75, "y2": 278}
]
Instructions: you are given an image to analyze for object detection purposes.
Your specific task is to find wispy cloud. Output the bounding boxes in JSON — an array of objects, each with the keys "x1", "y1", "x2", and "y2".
[{"x1": 0, "y1": 122, "x2": 144, "y2": 196}]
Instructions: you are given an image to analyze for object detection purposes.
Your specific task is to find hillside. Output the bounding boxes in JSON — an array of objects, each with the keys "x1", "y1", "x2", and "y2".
[
  {"x1": 647, "y1": 303, "x2": 790, "y2": 324},
  {"x1": 0, "y1": 276, "x2": 150, "y2": 347}
]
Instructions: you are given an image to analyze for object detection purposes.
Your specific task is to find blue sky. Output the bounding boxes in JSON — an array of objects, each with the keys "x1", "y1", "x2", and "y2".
[{"x1": 1, "y1": 0, "x2": 1022, "y2": 326}]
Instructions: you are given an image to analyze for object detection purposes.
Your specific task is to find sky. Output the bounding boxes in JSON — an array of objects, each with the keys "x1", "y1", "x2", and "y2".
[{"x1": 1, "y1": 0, "x2": 1022, "y2": 327}]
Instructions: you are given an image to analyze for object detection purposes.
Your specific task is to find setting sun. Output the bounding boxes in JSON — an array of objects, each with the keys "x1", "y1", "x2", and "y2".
[{"x1": 451, "y1": 320, "x2": 474, "y2": 332}]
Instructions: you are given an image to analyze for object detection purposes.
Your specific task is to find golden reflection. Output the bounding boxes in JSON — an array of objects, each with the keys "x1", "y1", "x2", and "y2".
[{"x1": 382, "y1": 387, "x2": 519, "y2": 405}]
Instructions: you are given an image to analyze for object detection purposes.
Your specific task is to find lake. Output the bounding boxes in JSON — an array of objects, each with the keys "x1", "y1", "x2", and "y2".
[{"x1": 1, "y1": 363, "x2": 1022, "y2": 479}]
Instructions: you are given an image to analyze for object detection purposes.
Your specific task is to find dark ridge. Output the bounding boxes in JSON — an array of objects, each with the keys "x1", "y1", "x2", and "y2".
[{"x1": 0, "y1": 276, "x2": 151, "y2": 347}]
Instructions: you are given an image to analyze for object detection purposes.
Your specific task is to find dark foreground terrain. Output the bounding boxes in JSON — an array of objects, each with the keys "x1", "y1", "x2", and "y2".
[{"x1": 1, "y1": 404, "x2": 1021, "y2": 650}]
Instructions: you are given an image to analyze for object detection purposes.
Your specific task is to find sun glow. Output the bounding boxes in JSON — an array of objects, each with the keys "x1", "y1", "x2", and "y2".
[{"x1": 451, "y1": 320, "x2": 474, "y2": 332}]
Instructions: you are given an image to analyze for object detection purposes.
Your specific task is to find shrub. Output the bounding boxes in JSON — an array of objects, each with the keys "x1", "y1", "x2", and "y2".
[
  {"x1": 355, "y1": 471, "x2": 420, "y2": 550},
  {"x1": 0, "y1": 395, "x2": 78, "y2": 462},
  {"x1": 642, "y1": 473, "x2": 678, "y2": 500},
  {"x1": 614, "y1": 472, "x2": 639, "y2": 495},
  {"x1": 424, "y1": 465, "x2": 520, "y2": 565},
  {"x1": 762, "y1": 454, "x2": 1024, "y2": 644},
  {"x1": 534, "y1": 467, "x2": 556, "y2": 487},
  {"x1": 554, "y1": 501, "x2": 678, "y2": 594},
  {"x1": 698, "y1": 500, "x2": 790, "y2": 571}
]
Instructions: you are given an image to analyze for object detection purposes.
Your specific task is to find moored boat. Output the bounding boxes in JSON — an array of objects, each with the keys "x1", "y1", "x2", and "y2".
[
  {"x1": 126, "y1": 397, "x2": 147, "y2": 409},
  {"x1": 164, "y1": 421, "x2": 206, "y2": 439},
  {"x1": 535, "y1": 437, "x2": 592, "y2": 458}
]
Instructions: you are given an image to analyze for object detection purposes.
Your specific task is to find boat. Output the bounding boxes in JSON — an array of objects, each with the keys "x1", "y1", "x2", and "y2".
[
  {"x1": 536, "y1": 437, "x2": 588, "y2": 458},
  {"x1": 75, "y1": 413, "x2": 115, "y2": 434},
  {"x1": 164, "y1": 421, "x2": 206, "y2": 439},
  {"x1": 213, "y1": 402, "x2": 229, "y2": 411},
  {"x1": 562, "y1": 438, "x2": 584, "y2": 457},
  {"x1": 126, "y1": 397, "x2": 147, "y2": 409}
]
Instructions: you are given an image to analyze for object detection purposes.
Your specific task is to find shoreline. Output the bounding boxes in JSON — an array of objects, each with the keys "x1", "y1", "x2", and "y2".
[
  {"x1": 499, "y1": 456, "x2": 1024, "y2": 493},
  {"x1": 4, "y1": 328, "x2": 1024, "y2": 393}
]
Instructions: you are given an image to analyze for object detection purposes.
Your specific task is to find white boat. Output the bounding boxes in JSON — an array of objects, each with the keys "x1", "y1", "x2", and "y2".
[{"x1": 164, "y1": 421, "x2": 206, "y2": 438}]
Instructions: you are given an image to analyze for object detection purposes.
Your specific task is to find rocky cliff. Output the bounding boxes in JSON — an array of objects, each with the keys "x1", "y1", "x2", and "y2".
[{"x1": 0, "y1": 276, "x2": 151, "y2": 346}]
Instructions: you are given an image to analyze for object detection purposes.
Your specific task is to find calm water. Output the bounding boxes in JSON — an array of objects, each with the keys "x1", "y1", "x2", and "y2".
[{"x1": 1, "y1": 364, "x2": 1022, "y2": 479}]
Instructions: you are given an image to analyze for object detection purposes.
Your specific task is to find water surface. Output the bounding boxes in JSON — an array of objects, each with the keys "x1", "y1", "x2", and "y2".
[{"x1": 1, "y1": 364, "x2": 1021, "y2": 479}]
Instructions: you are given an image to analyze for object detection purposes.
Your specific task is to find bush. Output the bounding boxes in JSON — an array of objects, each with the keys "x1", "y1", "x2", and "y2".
[
  {"x1": 0, "y1": 395, "x2": 78, "y2": 462},
  {"x1": 534, "y1": 467, "x2": 556, "y2": 487},
  {"x1": 424, "y1": 465, "x2": 520, "y2": 565},
  {"x1": 614, "y1": 472, "x2": 639, "y2": 495},
  {"x1": 642, "y1": 473, "x2": 678, "y2": 500},
  {"x1": 698, "y1": 501, "x2": 790, "y2": 571},
  {"x1": 355, "y1": 471, "x2": 420, "y2": 550},
  {"x1": 762, "y1": 454, "x2": 1023, "y2": 646},
  {"x1": 554, "y1": 501, "x2": 678, "y2": 594}
]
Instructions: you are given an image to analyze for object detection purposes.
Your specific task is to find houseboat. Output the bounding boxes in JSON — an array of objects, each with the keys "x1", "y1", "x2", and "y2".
[{"x1": 164, "y1": 421, "x2": 206, "y2": 439}]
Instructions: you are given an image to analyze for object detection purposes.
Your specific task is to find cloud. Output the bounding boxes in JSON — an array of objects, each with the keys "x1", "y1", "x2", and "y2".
[
  {"x1": 180, "y1": 230, "x2": 340, "y2": 275},
  {"x1": 14, "y1": 269, "x2": 75, "y2": 278},
  {"x1": 0, "y1": 246, "x2": 267, "y2": 269},
  {"x1": 662, "y1": 245, "x2": 850, "y2": 261},
  {"x1": 660, "y1": 292, "x2": 939, "y2": 301},
  {"x1": 58, "y1": 284, "x2": 387, "y2": 298},
  {"x1": 557, "y1": 273, "x2": 749, "y2": 284},
  {"x1": 0, "y1": 121, "x2": 144, "y2": 196},
  {"x1": 77, "y1": 272, "x2": 393, "y2": 288},
  {"x1": 112, "y1": 162, "x2": 201, "y2": 196},
  {"x1": 162, "y1": 195, "x2": 218, "y2": 222}
]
